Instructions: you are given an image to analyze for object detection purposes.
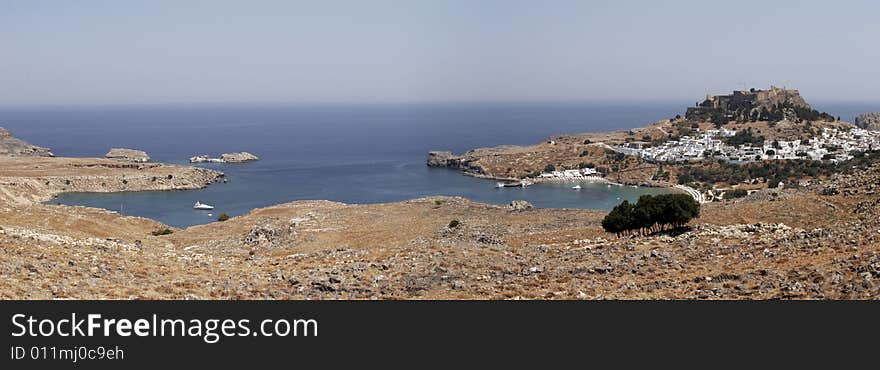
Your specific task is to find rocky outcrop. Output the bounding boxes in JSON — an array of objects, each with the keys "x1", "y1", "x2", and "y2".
[
  {"x1": 105, "y1": 148, "x2": 151, "y2": 162},
  {"x1": 855, "y1": 113, "x2": 880, "y2": 131},
  {"x1": 190, "y1": 152, "x2": 259, "y2": 163},
  {"x1": 0, "y1": 128, "x2": 53, "y2": 157},
  {"x1": 427, "y1": 151, "x2": 455, "y2": 167},
  {"x1": 685, "y1": 86, "x2": 819, "y2": 122},
  {"x1": 426, "y1": 150, "x2": 487, "y2": 176},
  {"x1": 507, "y1": 200, "x2": 534, "y2": 211},
  {"x1": 220, "y1": 152, "x2": 259, "y2": 163}
]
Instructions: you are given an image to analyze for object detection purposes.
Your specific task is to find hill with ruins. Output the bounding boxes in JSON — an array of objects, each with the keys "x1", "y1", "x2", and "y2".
[{"x1": 427, "y1": 87, "x2": 860, "y2": 189}]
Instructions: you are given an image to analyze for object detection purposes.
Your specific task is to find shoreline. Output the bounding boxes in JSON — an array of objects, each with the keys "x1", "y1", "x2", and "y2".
[{"x1": 0, "y1": 156, "x2": 225, "y2": 207}]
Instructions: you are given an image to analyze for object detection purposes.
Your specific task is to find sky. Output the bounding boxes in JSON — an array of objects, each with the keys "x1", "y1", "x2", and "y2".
[{"x1": 1, "y1": 0, "x2": 878, "y2": 106}]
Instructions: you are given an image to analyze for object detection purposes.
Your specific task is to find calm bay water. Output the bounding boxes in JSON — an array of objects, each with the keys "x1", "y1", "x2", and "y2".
[{"x1": 1, "y1": 101, "x2": 874, "y2": 228}]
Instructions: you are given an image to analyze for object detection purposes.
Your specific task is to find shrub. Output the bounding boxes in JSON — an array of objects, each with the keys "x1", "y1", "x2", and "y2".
[
  {"x1": 151, "y1": 228, "x2": 174, "y2": 236},
  {"x1": 217, "y1": 213, "x2": 230, "y2": 222},
  {"x1": 768, "y1": 178, "x2": 781, "y2": 188},
  {"x1": 723, "y1": 189, "x2": 748, "y2": 200},
  {"x1": 447, "y1": 220, "x2": 460, "y2": 229},
  {"x1": 543, "y1": 164, "x2": 556, "y2": 173}
]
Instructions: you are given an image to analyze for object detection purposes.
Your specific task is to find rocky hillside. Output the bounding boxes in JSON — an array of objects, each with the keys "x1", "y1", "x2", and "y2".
[
  {"x1": 685, "y1": 86, "x2": 828, "y2": 123},
  {"x1": 855, "y1": 112, "x2": 880, "y2": 131},
  {"x1": 0, "y1": 127, "x2": 53, "y2": 157}
]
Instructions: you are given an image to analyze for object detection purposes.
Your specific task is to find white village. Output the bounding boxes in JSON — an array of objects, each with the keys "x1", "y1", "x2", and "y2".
[{"x1": 613, "y1": 127, "x2": 880, "y2": 164}]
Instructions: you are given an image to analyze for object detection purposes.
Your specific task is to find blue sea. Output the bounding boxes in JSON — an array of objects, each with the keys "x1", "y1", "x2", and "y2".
[{"x1": 1, "y1": 101, "x2": 875, "y2": 228}]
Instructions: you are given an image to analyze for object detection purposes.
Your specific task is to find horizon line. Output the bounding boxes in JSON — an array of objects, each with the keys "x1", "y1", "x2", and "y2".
[{"x1": 2, "y1": 98, "x2": 880, "y2": 110}]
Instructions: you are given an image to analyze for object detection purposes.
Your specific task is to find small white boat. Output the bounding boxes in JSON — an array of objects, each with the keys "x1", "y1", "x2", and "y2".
[
  {"x1": 193, "y1": 201, "x2": 214, "y2": 210},
  {"x1": 572, "y1": 185, "x2": 582, "y2": 190},
  {"x1": 496, "y1": 182, "x2": 505, "y2": 188}
]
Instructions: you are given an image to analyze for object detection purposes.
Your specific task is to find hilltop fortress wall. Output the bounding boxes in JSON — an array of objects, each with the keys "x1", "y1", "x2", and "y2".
[{"x1": 686, "y1": 86, "x2": 810, "y2": 121}]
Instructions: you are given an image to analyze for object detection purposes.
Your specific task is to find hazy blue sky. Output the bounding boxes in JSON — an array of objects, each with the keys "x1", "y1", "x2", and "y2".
[{"x1": 2, "y1": 0, "x2": 878, "y2": 106}]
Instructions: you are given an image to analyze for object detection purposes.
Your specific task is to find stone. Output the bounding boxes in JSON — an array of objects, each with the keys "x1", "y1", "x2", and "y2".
[
  {"x1": 244, "y1": 223, "x2": 281, "y2": 247},
  {"x1": 105, "y1": 148, "x2": 150, "y2": 162},
  {"x1": 507, "y1": 200, "x2": 534, "y2": 211}
]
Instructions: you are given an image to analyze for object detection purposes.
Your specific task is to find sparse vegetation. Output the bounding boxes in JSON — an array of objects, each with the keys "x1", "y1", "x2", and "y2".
[
  {"x1": 151, "y1": 228, "x2": 174, "y2": 236},
  {"x1": 217, "y1": 213, "x2": 230, "y2": 222},
  {"x1": 447, "y1": 219, "x2": 460, "y2": 229},
  {"x1": 722, "y1": 189, "x2": 748, "y2": 200}
]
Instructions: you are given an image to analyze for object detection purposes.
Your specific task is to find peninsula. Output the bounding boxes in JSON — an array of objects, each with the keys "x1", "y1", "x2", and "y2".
[{"x1": 429, "y1": 87, "x2": 872, "y2": 201}]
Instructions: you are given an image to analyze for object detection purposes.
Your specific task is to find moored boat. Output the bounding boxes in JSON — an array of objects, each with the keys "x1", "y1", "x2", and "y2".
[{"x1": 194, "y1": 201, "x2": 214, "y2": 210}]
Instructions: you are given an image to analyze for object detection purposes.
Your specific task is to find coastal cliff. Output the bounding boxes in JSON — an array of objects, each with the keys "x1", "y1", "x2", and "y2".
[
  {"x1": 427, "y1": 150, "x2": 489, "y2": 177},
  {"x1": 0, "y1": 127, "x2": 53, "y2": 157},
  {"x1": 0, "y1": 157, "x2": 224, "y2": 206}
]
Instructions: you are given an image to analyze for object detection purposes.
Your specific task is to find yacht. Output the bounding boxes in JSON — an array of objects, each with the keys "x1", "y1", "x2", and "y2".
[
  {"x1": 193, "y1": 201, "x2": 214, "y2": 210},
  {"x1": 572, "y1": 185, "x2": 582, "y2": 190}
]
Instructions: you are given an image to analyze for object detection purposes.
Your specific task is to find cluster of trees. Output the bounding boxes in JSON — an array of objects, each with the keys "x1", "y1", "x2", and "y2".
[{"x1": 601, "y1": 194, "x2": 700, "y2": 237}]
